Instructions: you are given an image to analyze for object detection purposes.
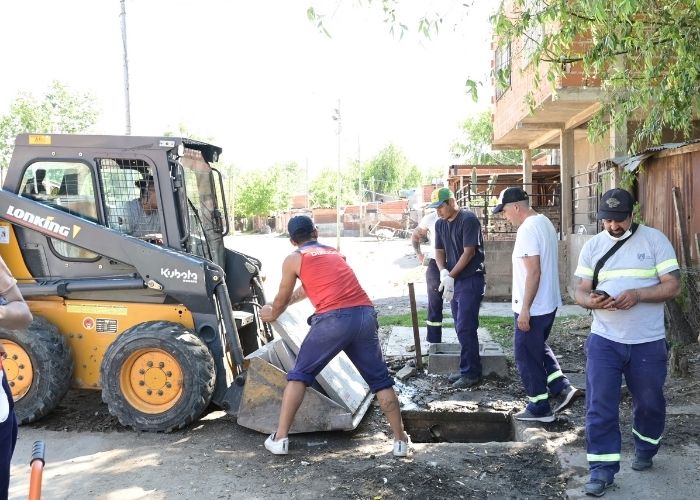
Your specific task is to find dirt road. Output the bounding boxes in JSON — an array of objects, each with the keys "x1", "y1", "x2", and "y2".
[{"x1": 8, "y1": 233, "x2": 700, "y2": 499}]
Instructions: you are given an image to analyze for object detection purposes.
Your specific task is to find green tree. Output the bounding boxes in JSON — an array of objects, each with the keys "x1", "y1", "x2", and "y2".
[
  {"x1": 0, "y1": 81, "x2": 98, "y2": 171},
  {"x1": 234, "y1": 169, "x2": 279, "y2": 218},
  {"x1": 451, "y1": 110, "x2": 526, "y2": 164},
  {"x1": 232, "y1": 162, "x2": 304, "y2": 216},
  {"x1": 308, "y1": 167, "x2": 355, "y2": 208},
  {"x1": 493, "y1": 0, "x2": 700, "y2": 150},
  {"x1": 271, "y1": 161, "x2": 304, "y2": 211},
  {"x1": 362, "y1": 143, "x2": 421, "y2": 197}
]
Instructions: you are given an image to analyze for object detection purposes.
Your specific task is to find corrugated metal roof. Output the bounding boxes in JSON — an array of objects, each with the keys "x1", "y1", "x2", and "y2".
[{"x1": 613, "y1": 139, "x2": 700, "y2": 172}]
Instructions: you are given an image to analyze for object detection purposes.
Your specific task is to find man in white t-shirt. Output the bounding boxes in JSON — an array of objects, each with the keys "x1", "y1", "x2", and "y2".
[
  {"x1": 411, "y1": 196, "x2": 443, "y2": 344},
  {"x1": 574, "y1": 188, "x2": 680, "y2": 497},
  {"x1": 493, "y1": 187, "x2": 581, "y2": 423}
]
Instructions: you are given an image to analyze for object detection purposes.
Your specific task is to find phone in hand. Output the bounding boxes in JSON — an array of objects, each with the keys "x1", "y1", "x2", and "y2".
[{"x1": 591, "y1": 289, "x2": 610, "y2": 298}]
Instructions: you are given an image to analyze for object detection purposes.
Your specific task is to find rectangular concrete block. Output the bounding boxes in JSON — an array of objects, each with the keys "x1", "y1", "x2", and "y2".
[
  {"x1": 395, "y1": 364, "x2": 417, "y2": 381},
  {"x1": 427, "y1": 342, "x2": 508, "y2": 378}
]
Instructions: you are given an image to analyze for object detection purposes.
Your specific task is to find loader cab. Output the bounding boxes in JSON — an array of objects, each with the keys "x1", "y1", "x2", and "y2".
[{"x1": 6, "y1": 135, "x2": 230, "y2": 284}]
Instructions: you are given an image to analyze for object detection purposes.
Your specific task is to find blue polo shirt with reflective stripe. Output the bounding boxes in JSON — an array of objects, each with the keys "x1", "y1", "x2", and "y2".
[
  {"x1": 435, "y1": 209, "x2": 485, "y2": 279},
  {"x1": 575, "y1": 225, "x2": 679, "y2": 344}
]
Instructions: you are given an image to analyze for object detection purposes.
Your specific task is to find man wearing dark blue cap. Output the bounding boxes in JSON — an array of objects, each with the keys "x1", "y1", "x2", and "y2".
[
  {"x1": 493, "y1": 187, "x2": 581, "y2": 424},
  {"x1": 574, "y1": 188, "x2": 681, "y2": 497},
  {"x1": 429, "y1": 188, "x2": 486, "y2": 389},
  {"x1": 259, "y1": 215, "x2": 411, "y2": 457}
]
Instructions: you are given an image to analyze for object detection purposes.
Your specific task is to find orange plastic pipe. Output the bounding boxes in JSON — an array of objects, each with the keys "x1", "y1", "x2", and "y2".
[
  {"x1": 28, "y1": 440, "x2": 45, "y2": 500},
  {"x1": 28, "y1": 460, "x2": 43, "y2": 500}
]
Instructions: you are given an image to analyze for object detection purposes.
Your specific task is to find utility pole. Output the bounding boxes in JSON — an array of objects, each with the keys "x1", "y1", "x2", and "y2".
[
  {"x1": 332, "y1": 100, "x2": 342, "y2": 251},
  {"x1": 119, "y1": 0, "x2": 132, "y2": 135}
]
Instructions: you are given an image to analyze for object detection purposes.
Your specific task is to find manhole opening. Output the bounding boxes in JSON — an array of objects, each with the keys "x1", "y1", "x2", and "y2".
[{"x1": 402, "y1": 410, "x2": 516, "y2": 443}]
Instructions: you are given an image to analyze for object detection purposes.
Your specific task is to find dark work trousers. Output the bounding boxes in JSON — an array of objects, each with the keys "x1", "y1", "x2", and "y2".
[
  {"x1": 1, "y1": 368, "x2": 18, "y2": 500},
  {"x1": 450, "y1": 273, "x2": 485, "y2": 378},
  {"x1": 425, "y1": 259, "x2": 443, "y2": 343},
  {"x1": 585, "y1": 334, "x2": 667, "y2": 482},
  {"x1": 514, "y1": 309, "x2": 568, "y2": 415}
]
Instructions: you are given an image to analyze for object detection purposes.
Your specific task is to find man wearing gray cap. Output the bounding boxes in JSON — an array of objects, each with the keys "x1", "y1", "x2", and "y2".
[{"x1": 573, "y1": 188, "x2": 680, "y2": 497}]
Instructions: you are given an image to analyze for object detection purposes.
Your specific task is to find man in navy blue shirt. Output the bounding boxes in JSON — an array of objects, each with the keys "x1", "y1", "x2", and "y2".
[{"x1": 430, "y1": 188, "x2": 486, "y2": 388}]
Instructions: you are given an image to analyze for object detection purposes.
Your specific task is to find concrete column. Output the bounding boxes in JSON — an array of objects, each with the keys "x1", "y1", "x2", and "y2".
[
  {"x1": 609, "y1": 116, "x2": 627, "y2": 187},
  {"x1": 559, "y1": 129, "x2": 575, "y2": 236},
  {"x1": 610, "y1": 119, "x2": 628, "y2": 156},
  {"x1": 522, "y1": 149, "x2": 532, "y2": 194}
]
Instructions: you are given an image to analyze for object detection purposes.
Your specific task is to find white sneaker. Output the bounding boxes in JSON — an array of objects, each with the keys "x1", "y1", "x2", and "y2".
[
  {"x1": 393, "y1": 434, "x2": 412, "y2": 457},
  {"x1": 264, "y1": 433, "x2": 289, "y2": 455}
]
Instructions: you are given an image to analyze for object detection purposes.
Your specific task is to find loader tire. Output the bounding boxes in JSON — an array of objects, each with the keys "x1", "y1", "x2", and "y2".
[
  {"x1": 100, "y1": 321, "x2": 215, "y2": 432},
  {"x1": 0, "y1": 316, "x2": 73, "y2": 424}
]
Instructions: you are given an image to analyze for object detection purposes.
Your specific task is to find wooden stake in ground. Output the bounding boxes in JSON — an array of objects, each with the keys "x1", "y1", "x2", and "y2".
[{"x1": 408, "y1": 282, "x2": 423, "y2": 371}]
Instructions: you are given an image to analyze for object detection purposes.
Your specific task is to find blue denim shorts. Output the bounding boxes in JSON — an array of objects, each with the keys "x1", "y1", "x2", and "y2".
[{"x1": 287, "y1": 305, "x2": 394, "y2": 393}]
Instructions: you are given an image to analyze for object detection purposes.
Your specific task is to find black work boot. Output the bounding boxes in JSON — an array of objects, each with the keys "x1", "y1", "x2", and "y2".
[
  {"x1": 631, "y1": 454, "x2": 653, "y2": 471},
  {"x1": 584, "y1": 478, "x2": 613, "y2": 497}
]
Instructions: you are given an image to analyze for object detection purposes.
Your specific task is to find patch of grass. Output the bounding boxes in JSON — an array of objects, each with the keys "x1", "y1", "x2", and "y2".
[
  {"x1": 378, "y1": 312, "x2": 591, "y2": 350},
  {"x1": 377, "y1": 310, "x2": 436, "y2": 327},
  {"x1": 377, "y1": 311, "x2": 515, "y2": 348},
  {"x1": 479, "y1": 316, "x2": 515, "y2": 348}
]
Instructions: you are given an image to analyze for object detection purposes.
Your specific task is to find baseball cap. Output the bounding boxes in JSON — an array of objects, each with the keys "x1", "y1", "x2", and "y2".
[
  {"x1": 492, "y1": 187, "x2": 529, "y2": 214},
  {"x1": 427, "y1": 188, "x2": 455, "y2": 208},
  {"x1": 598, "y1": 188, "x2": 633, "y2": 221},
  {"x1": 287, "y1": 215, "x2": 315, "y2": 239}
]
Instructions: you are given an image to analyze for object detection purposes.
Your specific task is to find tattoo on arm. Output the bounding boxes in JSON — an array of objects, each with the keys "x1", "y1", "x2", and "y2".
[{"x1": 412, "y1": 239, "x2": 421, "y2": 253}]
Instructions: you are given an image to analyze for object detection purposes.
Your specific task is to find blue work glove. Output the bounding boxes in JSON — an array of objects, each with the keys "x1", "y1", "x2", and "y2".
[{"x1": 438, "y1": 269, "x2": 455, "y2": 302}]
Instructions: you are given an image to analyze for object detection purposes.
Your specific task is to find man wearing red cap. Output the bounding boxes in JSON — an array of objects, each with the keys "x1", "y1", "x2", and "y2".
[
  {"x1": 574, "y1": 188, "x2": 680, "y2": 497},
  {"x1": 260, "y1": 215, "x2": 411, "y2": 457}
]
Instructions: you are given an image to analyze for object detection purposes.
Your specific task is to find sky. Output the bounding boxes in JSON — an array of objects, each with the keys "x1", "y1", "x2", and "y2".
[{"x1": 0, "y1": 1, "x2": 495, "y2": 178}]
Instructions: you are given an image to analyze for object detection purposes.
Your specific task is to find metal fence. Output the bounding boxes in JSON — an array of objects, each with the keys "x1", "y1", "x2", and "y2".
[
  {"x1": 571, "y1": 166, "x2": 616, "y2": 235},
  {"x1": 455, "y1": 181, "x2": 561, "y2": 240}
]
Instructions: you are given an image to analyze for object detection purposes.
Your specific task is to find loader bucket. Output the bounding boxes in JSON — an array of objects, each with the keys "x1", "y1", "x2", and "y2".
[{"x1": 236, "y1": 308, "x2": 374, "y2": 434}]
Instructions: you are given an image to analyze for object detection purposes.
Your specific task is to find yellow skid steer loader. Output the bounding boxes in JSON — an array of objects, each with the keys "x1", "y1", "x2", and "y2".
[{"x1": 0, "y1": 134, "x2": 370, "y2": 433}]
